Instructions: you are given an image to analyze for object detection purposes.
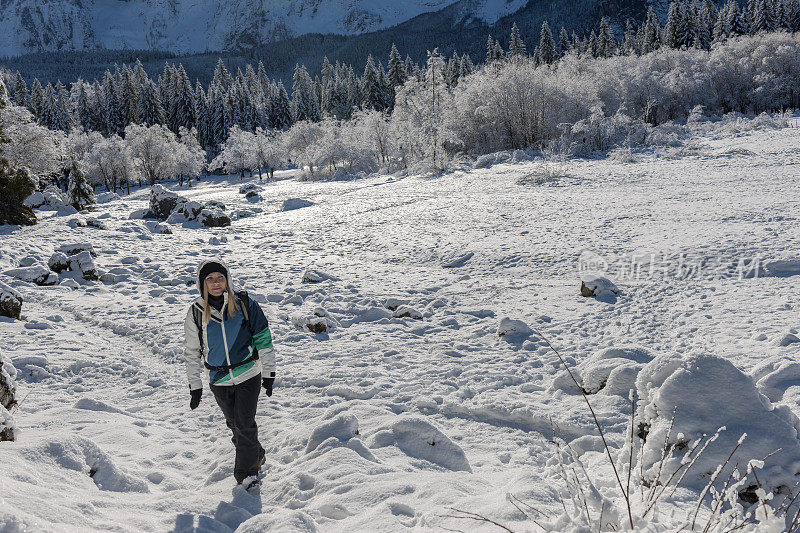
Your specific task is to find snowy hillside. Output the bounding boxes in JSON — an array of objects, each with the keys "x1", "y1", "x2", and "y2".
[
  {"x1": 0, "y1": 0, "x2": 534, "y2": 56},
  {"x1": 1, "y1": 121, "x2": 800, "y2": 531}
]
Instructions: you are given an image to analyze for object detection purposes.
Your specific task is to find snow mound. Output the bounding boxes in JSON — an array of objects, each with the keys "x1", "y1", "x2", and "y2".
[
  {"x1": 3, "y1": 265, "x2": 57, "y2": 286},
  {"x1": 757, "y1": 361, "x2": 800, "y2": 402},
  {"x1": 95, "y1": 192, "x2": 120, "y2": 204},
  {"x1": 497, "y1": 317, "x2": 532, "y2": 340},
  {"x1": 26, "y1": 435, "x2": 149, "y2": 492},
  {"x1": 635, "y1": 351, "x2": 800, "y2": 495},
  {"x1": 282, "y1": 198, "x2": 314, "y2": 211},
  {"x1": 552, "y1": 346, "x2": 653, "y2": 396},
  {"x1": 367, "y1": 415, "x2": 471, "y2": 472},
  {"x1": 774, "y1": 332, "x2": 800, "y2": 347},
  {"x1": 762, "y1": 258, "x2": 800, "y2": 277},
  {"x1": 580, "y1": 272, "x2": 619, "y2": 302},
  {"x1": 301, "y1": 268, "x2": 338, "y2": 283},
  {"x1": 237, "y1": 509, "x2": 319, "y2": 533},
  {"x1": 305, "y1": 413, "x2": 359, "y2": 453},
  {"x1": 392, "y1": 305, "x2": 422, "y2": 319},
  {"x1": 440, "y1": 250, "x2": 474, "y2": 268},
  {"x1": 67, "y1": 251, "x2": 99, "y2": 281},
  {"x1": 303, "y1": 413, "x2": 378, "y2": 463},
  {"x1": 24, "y1": 185, "x2": 70, "y2": 212}
]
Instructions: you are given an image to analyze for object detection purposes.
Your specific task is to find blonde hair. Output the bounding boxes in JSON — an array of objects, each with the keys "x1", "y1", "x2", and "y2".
[{"x1": 203, "y1": 281, "x2": 238, "y2": 323}]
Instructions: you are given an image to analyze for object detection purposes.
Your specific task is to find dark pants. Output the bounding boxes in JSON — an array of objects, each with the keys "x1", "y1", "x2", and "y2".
[{"x1": 210, "y1": 374, "x2": 264, "y2": 483}]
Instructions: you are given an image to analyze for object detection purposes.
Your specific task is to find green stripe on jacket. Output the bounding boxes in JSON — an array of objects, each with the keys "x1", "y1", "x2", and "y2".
[{"x1": 252, "y1": 327, "x2": 273, "y2": 350}]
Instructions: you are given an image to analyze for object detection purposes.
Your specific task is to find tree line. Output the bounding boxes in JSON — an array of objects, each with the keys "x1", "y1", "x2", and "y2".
[{"x1": 2, "y1": 0, "x2": 798, "y2": 154}]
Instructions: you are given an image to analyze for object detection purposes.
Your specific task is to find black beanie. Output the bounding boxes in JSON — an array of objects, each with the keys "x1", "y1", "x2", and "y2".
[{"x1": 199, "y1": 261, "x2": 228, "y2": 289}]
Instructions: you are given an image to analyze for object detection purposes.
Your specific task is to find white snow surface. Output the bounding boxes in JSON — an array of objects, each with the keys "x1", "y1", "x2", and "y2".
[{"x1": 1, "y1": 125, "x2": 800, "y2": 531}]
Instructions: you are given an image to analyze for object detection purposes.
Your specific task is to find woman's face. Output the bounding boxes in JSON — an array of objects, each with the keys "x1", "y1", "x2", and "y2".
[{"x1": 205, "y1": 272, "x2": 227, "y2": 298}]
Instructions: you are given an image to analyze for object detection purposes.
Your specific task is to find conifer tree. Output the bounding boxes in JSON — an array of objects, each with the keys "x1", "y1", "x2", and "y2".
[
  {"x1": 537, "y1": 21, "x2": 558, "y2": 64},
  {"x1": 664, "y1": 2, "x2": 682, "y2": 48},
  {"x1": 559, "y1": 27, "x2": 572, "y2": 56},
  {"x1": 596, "y1": 17, "x2": 617, "y2": 57},
  {"x1": 270, "y1": 81, "x2": 292, "y2": 130},
  {"x1": 642, "y1": 6, "x2": 661, "y2": 53},
  {"x1": 67, "y1": 158, "x2": 95, "y2": 211},
  {"x1": 12, "y1": 72, "x2": 28, "y2": 107},
  {"x1": 486, "y1": 36, "x2": 496, "y2": 63},
  {"x1": 138, "y1": 79, "x2": 166, "y2": 126},
  {"x1": 508, "y1": 22, "x2": 527, "y2": 58},
  {"x1": 291, "y1": 64, "x2": 320, "y2": 122},
  {"x1": 362, "y1": 55, "x2": 385, "y2": 110},
  {"x1": 213, "y1": 59, "x2": 233, "y2": 92},
  {"x1": 387, "y1": 44, "x2": 406, "y2": 89},
  {"x1": 792, "y1": 0, "x2": 800, "y2": 31}
]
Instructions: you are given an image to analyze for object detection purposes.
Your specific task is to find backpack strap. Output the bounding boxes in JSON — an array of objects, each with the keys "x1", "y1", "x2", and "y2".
[{"x1": 191, "y1": 302, "x2": 204, "y2": 355}]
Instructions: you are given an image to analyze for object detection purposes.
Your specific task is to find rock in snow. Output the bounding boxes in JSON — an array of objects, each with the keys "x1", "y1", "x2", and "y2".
[
  {"x1": 580, "y1": 272, "x2": 619, "y2": 300},
  {"x1": 3, "y1": 265, "x2": 57, "y2": 286},
  {"x1": 0, "y1": 350, "x2": 18, "y2": 441},
  {"x1": 0, "y1": 280, "x2": 23, "y2": 320}
]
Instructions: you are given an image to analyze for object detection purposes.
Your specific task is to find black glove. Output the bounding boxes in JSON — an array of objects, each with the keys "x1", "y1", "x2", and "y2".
[
  {"x1": 189, "y1": 388, "x2": 202, "y2": 410},
  {"x1": 262, "y1": 375, "x2": 275, "y2": 397}
]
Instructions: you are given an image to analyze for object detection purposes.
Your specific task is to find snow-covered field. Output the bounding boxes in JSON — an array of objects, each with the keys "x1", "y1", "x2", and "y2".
[{"x1": 1, "y1": 123, "x2": 799, "y2": 532}]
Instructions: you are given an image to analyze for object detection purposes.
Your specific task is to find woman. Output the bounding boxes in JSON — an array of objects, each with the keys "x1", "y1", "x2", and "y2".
[{"x1": 184, "y1": 258, "x2": 276, "y2": 489}]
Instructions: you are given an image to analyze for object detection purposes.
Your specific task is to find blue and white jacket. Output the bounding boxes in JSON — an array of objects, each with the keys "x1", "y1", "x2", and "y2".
[{"x1": 184, "y1": 261, "x2": 276, "y2": 389}]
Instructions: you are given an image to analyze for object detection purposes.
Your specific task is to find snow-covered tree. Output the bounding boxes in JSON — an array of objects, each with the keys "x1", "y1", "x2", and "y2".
[
  {"x1": 67, "y1": 158, "x2": 95, "y2": 210},
  {"x1": 282, "y1": 120, "x2": 324, "y2": 176},
  {"x1": 0, "y1": 99, "x2": 65, "y2": 178},
  {"x1": 0, "y1": 76, "x2": 38, "y2": 225},
  {"x1": 291, "y1": 64, "x2": 320, "y2": 123},
  {"x1": 253, "y1": 127, "x2": 285, "y2": 179},
  {"x1": 124, "y1": 123, "x2": 181, "y2": 185},
  {"x1": 176, "y1": 127, "x2": 206, "y2": 184},
  {"x1": 84, "y1": 135, "x2": 138, "y2": 193},
  {"x1": 390, "y1": 49, "x2": 454, "y2": 171},
  {"x1": 209, "y1": 125, "x2": 257, "y2": 177},
  {"x1": 537, "y1": 21, "x2": 558, "y2": 64},
  {"x1": 508, "y1": 22, "x2": 527, "y2": 58}
]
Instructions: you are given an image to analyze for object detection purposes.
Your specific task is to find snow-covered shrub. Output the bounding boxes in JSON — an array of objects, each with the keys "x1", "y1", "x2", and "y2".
[
  {"x1": 635, "y1": 351, "x2": 800, "y2": 497},
  {"x1": 446, "y1": 59, "x2": 592, "y2": 155}
]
